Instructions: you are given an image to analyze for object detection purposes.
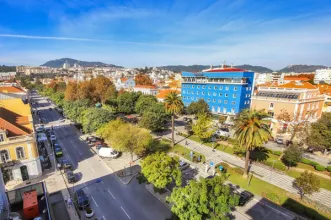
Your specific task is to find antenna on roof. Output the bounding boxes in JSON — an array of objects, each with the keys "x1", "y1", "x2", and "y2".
[{"x1": 210, "y1": 64, "x2": 213, "y2": 69}]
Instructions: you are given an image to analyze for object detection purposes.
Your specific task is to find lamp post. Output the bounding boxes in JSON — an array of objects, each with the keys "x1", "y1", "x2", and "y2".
[{"x1": 269, "y1": 160, "x2": 276, "y2": 182}]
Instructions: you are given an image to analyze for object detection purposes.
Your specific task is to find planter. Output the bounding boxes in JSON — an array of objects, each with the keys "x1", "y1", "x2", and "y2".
[{"x1": 84, "y1": 208, "x2": 95, "y2": 218}]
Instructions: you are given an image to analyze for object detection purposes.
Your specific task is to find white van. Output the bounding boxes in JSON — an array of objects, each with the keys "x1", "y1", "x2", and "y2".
[{"x1": 98, "y1": 147, "x2": 119, "y2": 159}]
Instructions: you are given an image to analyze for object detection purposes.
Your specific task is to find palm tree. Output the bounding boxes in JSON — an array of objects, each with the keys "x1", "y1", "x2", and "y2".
[
  {"x1": 233, "y1": 109, "x2": 272, "y2": 177},
  {"x1": 164, "y1": 91, "x2": 184, "y2": 147}
]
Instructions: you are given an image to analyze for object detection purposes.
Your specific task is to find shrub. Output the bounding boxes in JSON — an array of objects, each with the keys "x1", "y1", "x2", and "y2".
[
  {"x1": 233, "y1": 167, "x2": 244, "y2": 175},
  {"x1": 300, "y1": 158, "x2": 312, "y2": 165},
  {"x1": 218, "y1": 162, "x2": 230, "y2": 170},
  {"x1": 264, "y1": 192, "x2": 281, "y2": 204},
  {"x1": 314, "y1": 164, "x2": 326, "y2": 171},
  {"x1": 327, "y1": 166, "x2": 331, "y2": 172},
  {"x1": 262, "y1": 161, "x2": 286, "y2": 171},
  {"x1": 310, "y1": 161, "x2": 319, "y2": 167}
]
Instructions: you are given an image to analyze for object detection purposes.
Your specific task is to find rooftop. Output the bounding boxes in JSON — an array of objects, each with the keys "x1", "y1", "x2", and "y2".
[
  {"x1": 0, "y1": 86, "x2": 25, "y2": 93},
  {"x1": 283, "y1": 76, "x2": 310, "y2": 81},
  {"x1": 134, "y1": 85, "x2": 157, "y2": 89},
  {"x1": 259, "y1": 81, "x2": 317, "y2": 90},
  {"x1": 156, "y1": 89, "x2": 180, "y2": 99},
  {"x1": 202, "y1": 67, "x2": 245, "y2": 72},
  {"x1": 317, "y1": 84, "x2": 331, "y2": 95}
]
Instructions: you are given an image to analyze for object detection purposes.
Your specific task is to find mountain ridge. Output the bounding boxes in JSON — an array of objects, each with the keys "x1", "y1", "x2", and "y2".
[
  {"x1": 41, "y1": 58, "x2": 123, "y2": 68},
  {"x1": 278, "y1": 64, "x2": 328, "y2": 73}
]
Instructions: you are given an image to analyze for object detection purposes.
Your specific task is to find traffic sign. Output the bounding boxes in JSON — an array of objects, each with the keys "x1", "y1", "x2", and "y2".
[{"x1": 210, "y1": 161, "x2": 214, "y2": 167}]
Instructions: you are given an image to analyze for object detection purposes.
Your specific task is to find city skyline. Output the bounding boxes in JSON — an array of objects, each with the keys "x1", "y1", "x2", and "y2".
[{"x1": 0, "y1": 0, "x2": 331, "y2": 68}]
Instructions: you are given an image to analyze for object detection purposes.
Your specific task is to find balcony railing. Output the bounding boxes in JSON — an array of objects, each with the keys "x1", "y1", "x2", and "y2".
[
  {"x1": 0, "y1": 134, "x2": 35, "y2": 146},
  {"x1": 182, "y1": 78, "x2": 247, "y2": 84}
]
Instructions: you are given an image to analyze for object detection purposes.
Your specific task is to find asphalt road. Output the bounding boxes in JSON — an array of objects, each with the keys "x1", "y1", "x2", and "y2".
[{"x1": 32, "y1": 93, "x2": 172, "y2": 220}]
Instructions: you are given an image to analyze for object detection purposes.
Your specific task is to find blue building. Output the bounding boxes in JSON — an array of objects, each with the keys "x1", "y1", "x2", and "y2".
[{"x1": 181, "y1": 66, "x2": 255, "y2": 115}]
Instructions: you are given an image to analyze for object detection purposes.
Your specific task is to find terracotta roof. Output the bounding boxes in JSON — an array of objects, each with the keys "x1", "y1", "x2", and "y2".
[
  {"x1": 274, "y1": 81, "x2": 317, "y2": 89},
  {"x1": 134, "y1": 85, "x2": 157, "y2": 89},
  {"x1": 156, "y1": 89, "x2": 180, "y2": 99},
  {"x1": 203, "y1": 67, "x2": 245, "y2": 73},
  {"x1": 0, "y1": 86, "x2": 25, "y2": 93},
  {"x1": 167, "y1": 80, "x2": 181, "y2": 88},
  {"x1": 283, "y1": 76, "x2": 310, "y2": 81},
  {"x1": 120, "y1": 77, "x2": 128, "y2": 82},
  {"x1": 317, "y1": 84, "x2": 331, "y2": 95},
  {"x1": 0, "y1": 107, "x2": 31, "y2": 137}
]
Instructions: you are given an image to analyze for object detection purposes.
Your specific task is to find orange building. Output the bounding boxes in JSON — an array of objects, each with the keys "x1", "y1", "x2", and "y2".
[{"x1": 251, "y1": 81, "x2": 325, "y2": 138}]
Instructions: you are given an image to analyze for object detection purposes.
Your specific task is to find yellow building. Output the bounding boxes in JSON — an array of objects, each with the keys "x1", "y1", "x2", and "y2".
[{"x1": 0, "y1": 98, "x2": 42, "y2": 183}]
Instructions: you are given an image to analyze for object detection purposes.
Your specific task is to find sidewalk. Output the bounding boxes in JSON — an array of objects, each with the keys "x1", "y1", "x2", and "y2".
[{"x1": 161, "y1": 132, "x2": 331, "y2": 208}]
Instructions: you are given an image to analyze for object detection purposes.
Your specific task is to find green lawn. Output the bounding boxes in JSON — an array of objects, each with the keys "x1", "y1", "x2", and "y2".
[
  {"x1": 286, "y1": 169, "x2": 331, "y2": 191},
  {"x1": 216, "y1": 164, "x2": 331, "y2": 220},
  {"x1": 161, "y1": 139, "x2": 206, "y2": 163}
]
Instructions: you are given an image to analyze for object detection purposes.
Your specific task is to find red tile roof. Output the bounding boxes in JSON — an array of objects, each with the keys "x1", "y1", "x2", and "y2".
[
  {"x1": 134, "y1": 85, "x2": 157, "y2": 89},
  {"x1": 156, "y1": 89, "x2": 180, "y2": 99},
  {"x1": 0, "y1": 107, "x2": 31, "y2": 137},
  {"x1": 203, "y1": 67, "x2": 245, "y2": 72},
  {"x1": 274, "y1": 81, "x2": 317, "y2": 89},
  {"x1": 284, "y1": 76, "x2": 310, "y2": 81},
  {"x1": 120, "y1": 77, "x2": 128, "y2": 82},
  {"x1": 317, "y1": 84, "x2": 331, "y2": 95}
]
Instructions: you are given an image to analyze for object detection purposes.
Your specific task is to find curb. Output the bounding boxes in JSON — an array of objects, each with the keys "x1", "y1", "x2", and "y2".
[{"x1": 145, "y1": 184, "x2": 172, "y2": 210}]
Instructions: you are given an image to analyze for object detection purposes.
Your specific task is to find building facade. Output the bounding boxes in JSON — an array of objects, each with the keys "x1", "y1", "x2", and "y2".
[
  {"x1": 115, "y1": 77, "x2": 135, "y2": 90},
  {"x1": 251, "y1": 81, "x2": 325, "y2": 137},
  {"x1": 314, "y1": 68, "x2": 331, "y2": 84},
  {"x1": 0, "y1": 98, "x2": 42, "y2": 184},
  {"x1": 133, "y1": 85, "x2": 158, "y2": 95},
  {"x1": 181, "y1": 67, "x2": 254, "y2": 115}
]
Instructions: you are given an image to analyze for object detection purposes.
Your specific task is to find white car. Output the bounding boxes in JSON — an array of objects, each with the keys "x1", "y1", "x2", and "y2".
[
  {"x1": 98, "y1": 147, "x2": 119, "y2": 159},
  {"x1": 179, "y1": 160, "x2": 190, "y2": 170},
  {"x1": 50, "y1": 135, "x2": 56, "y2": 142},
  {"x1": 215, "y1": 128, "x2": 230, "y2": 137}
]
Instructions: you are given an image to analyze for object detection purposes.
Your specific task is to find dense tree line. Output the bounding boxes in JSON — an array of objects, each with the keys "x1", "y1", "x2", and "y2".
[{"x1": 0, "y1": 65, "x2": 16, "y2": 72}]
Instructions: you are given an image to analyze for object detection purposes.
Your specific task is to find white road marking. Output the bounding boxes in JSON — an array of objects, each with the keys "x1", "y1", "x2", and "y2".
[
  {"x1": 67, "y1": 155, "x2": 72, "y2": 162},
  {"x1": 78, "y1": 151, "x2": 82, "y2": 155},
  {"x1": 102, "y1": 216, "x2": 106, "y2": 220},
  {"x1": 107, "y1": 189, "x2": 116, "y2": 199},
  {"x1": 91, "y1": 196, "x2": 98, "y2": 207},
  {"x1": 83, "y1": 182, "x2": 88, "y2": 189},
  {"x1": 73, "y1": 145, "x2": 77, "y2": 149},
  {"x1": 91, "y1": 168, "x2": 96, "y2": 172},
  {"x1": 101, "y1": 180, "x2": 104, "y2": 184},
  {"x1": 121, "y1": 206, "x2": 131, "y2": 219}
]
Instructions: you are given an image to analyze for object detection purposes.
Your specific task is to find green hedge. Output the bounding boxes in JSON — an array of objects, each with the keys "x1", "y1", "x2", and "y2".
[
  {"x1": 327, "y1": 166, "x2": 331, "y2": 172},
  {"x1": 271, "y1": 150, "x2": 282, "y2": 156},
  {"x1": 300, "y1": 158, "x2": 321, "y2": 167},
  {"x1": 262, "y1": 160, "x2": 286, "y2": 171},
  {"x1": 315, "y1": 165, "x2": 326, "y2": 171}
]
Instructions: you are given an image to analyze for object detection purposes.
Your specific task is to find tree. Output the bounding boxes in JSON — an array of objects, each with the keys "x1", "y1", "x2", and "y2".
[
  {"x1": 192, "y1": 113, "x2": 215, "y2": 142},
  {"x1": 293, "y1": 171, "x2": 320, "y2": 200},
  {"x1": 135, "y1": 95, "x2": 158, "y2": 115},
  {"x1": 81, "y1": 108, "x2": 115, "y2": 133},
  {"x1": 282, "y1": 143, "x2": 303, "y2": 169},
  {"x1": 276, "y1": 109, "x2": 310, "y2": 141},
  {"x1": 77, "y1": 81, "x2": 93, "y2": 100},
  {"x1": 167, "y1": 176, "x2": 239, "y2": 220},
  {"x1": 62, "y1": 99, "x2": 91, "y2": 123},
  {"x1": 117, "y1": 92, "x2": 141, "y2": 114},
  {"x1": 135, "y1": 73, "x2": 153, "y2": 85},
  {"x1": 99, "y1": 121, "x2": 152, "y2": 171},
  {"x1": 187, "y1": 99, "x2": 209, "y2": 115},
  {"x1": 305, "y1": 112, "x2": 331, "y2": 152},
  {"x1": 90, "y1": 75, "x2": 116, "y2": 103},
  {"x1": 141, "y1": 152, "x2": 181, "y2": 189},
  {"x1": 233, "y1": 109, "x2": 272, "y2": 177},
  {"x1": 139, "y1": 103, "x2": 170, "y2": 131},
  {"x1": 164, "y1": 92, "x2": 184, "y2": 147},
  {"x1": 64, "y1": 82, "x2": 78, "y2": 101}
]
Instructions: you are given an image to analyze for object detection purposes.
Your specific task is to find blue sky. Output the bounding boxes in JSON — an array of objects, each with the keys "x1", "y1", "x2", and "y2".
[{"x1": 0, "y1": 0, "x2": 331, "y2": 69}]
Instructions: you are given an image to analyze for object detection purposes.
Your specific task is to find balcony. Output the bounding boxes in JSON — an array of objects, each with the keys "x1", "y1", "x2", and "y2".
[
  {"x1": 0, "y1": 134, "x2": 35, "y2": 146},
  {"x1": 182, "y1": 78, "x2": 247, "y2": 85}
]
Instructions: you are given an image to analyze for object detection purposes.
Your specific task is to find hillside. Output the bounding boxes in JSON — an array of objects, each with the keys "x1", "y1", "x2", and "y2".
[
  {"x1": 0, "y1": 65, "x2": 16, "y2": 72},
  {"x1": 279, "y1": 65, "x2": 328, "y2": 73},
  {"x1": 41, "y1": 58, "x2": 123, "y2": 68},
  {"x1": 159, "y1": 64, "x2": 273, "y2": 73}
]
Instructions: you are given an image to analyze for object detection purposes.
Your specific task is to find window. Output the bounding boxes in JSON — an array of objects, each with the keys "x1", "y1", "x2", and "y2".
[
  {"x1": 231, "y1": 108, "x2": 235, "y2": 113},
  {"x1": 248, "y1": 94, "x2": 250, "y2": 97},
  {"x1": 220, "y1": 86, "x2": 223, "y2": 90},
  {"x1": 224, "y1": 100, "x2": 228, "y2": 104},
  {"x1": 247, "y1": 100, "x2": 250, "y2": 104},
  {"x1": 268, "y1": 111, "x2": 274, "y2": 117},
  {"x1": 244, "y1": 101, "x2": 247, "y2": 104},
  {"x1": 197, "y1": 85, "x2": 200, "y2": 89},
  {"x1": 183, "y1": 91, "x2": 186, "y2": 94},
  {"x1": 192, "y1": 91, "x2": 194, "y2": 94},
  {"x1": 234, "y1": 87, "x2": 237, "y2": 91},
  {"x1": 0, "y1": 134, "x2": 4, "y2": 142},
  {"x1": 208, "y1": 92, "x2": 211, "y2": 96},
  {"x1": 187, "y1": 91, "x2": 190, "y2": 94},
  {"x1": 202, "y1": 86, "x2": 205, "y2": 89},
  {"x1": 0, "y1": 150, "x2": 10, "y2": 163},
  {"x1": 245, "y1": 94, "x2": 248, "y2": 98},
  {"x1": 232, "y1": 101, "x2": 236, "y2": 105},
  {"x1": 214, "y1": 86, "x2": 218, "y2": 90},
  {"x1": 192, "y1": 85, "x2": 195, "y2": 88},
  {"x1": 16, "y1": 147, "x2": 25, "y2": 159},
  {"x1": 249, "y1": 87, "x2": 251, "y2": 90},
  {"x1": 225, "y1": 94, "x2": 228, "y2": 97},
  {"x1": 213, "y1": 99, "x2": 216, "y2": 102},
  {"x1": 246, "y1": 87, "x2": 248, "y2": 91},
  {"x1": 187, "y1": 85, "x2": 190, "y2": 88},
  {"x1": 213, "y1": 92, "x2": 216, "y2": 96},
  {"x1": 218, "y1": 100, "x2": 222, "y2": 103},
  {"x1": 269, "y1": 103, "x2": 274, "y2": 108},
  {"x1": 219, "y1": 93, "x2": 222, "y2": 97},
  {"x1": 208, "y1": 86, "x2": 211, "y2": 89},
  {"x1": 233, "y1": 94, "x2": 236, "y2": 98},
  {"x1": 207, "y1": 98, "x2": 210, "y2": 102},
  {"x1": 225, "y1": 86, "x2": 229, "y2": 91},
  {"x1": 196, "y1": 98, "x2": 199, "y2": 100},
  {"x1": 197, "y1": 91, "x2": 200, "y2": 95}
]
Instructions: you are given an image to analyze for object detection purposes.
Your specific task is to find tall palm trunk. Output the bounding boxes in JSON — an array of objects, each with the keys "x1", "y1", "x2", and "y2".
[
  {"x1": 171, "y1": 114, "x2": 175, "y2": 147},
  {"x1": 244, "y1": 149, "x2": 250, "y2": 178}
]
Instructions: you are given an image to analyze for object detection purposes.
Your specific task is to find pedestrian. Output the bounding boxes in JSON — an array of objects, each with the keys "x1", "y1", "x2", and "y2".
[
  {"x1": 185, "y1": 140, "x2": 188, "y2": 145},
  {"x1": 205, "y1": 164, "x2": 209, "y2": 173}
]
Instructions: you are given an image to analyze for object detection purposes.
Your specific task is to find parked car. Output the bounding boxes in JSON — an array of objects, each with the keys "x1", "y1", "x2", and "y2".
[
  {"x1": 215, "y1": 127, "x2": 230, "y2": 137},
  {"x1": 50, "y1": 135, "x2": 56, "y2": 142},
  {"x1": 275, "y1": 138, "x2": 284, "y2": 145},
  {"x1": 179, "y1": 160, "x2": 190, "y2": 170},
  {"x1": 98, "y1": 147, "x2": 119, "y2": 159},
  {"x1": 74, "y1": 189, "x2": 89, "y2": 210},
  {"x1": 54, "y1": 147, "x2": 63, "y2": 157},
  {"x1": 65, "y1": 171, "x2": 76, "y2": 183},
  {"x1": 94, "y1": 141, "x2": 107, "y2": 148},
  {"x1": 85, "y1": 136, "x2": 98, "y2": 144},
  {"x1": 57, "y1": 159, "x2": 73, "y2": 171},
  {"x1": 307, "y1": 146, "x2": 317, "y2": 153},
  {"x1": 36, "y1": 126, "x2": 45, "y2": 133},
  {"x1": 238, "y1": 191, "x2": 254, "y2": 206}
]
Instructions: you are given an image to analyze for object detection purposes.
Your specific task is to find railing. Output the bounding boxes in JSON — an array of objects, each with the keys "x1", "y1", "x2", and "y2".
[{"x1": 0, "y1": 135, "x2": 35, "y2": 146}]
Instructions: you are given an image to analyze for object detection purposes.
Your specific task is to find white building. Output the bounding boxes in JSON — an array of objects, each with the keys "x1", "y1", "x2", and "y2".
[
  {"x1": 115, "y1": 77, "x2": 135, "y2": 90},
  {"x1": 63, "y1": 60, "x2": 71, "y2": 69},
  {"x1": 314, "y1": 68, "x2": 331, "y2": 84},
  {"x1": 255, "y1": 73, "x2": 272, "y2": 85},
  {"x1": 133, "y1": 85, "x2": 158, "y2": 95}
]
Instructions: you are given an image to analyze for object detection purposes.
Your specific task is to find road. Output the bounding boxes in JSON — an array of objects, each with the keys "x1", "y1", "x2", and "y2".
[{"x1": 32, "y1": 93, "x2": 172, "y2": 220}]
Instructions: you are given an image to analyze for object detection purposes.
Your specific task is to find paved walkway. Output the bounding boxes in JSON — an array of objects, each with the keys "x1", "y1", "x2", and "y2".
[{"x1": 160, "y1": 132, "x2": 331, "y2": 208}]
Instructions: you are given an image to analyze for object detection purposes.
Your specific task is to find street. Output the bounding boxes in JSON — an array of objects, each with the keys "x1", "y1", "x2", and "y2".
[{"x1": 32, "y1": 93, "x2": 172, "y2": 220}]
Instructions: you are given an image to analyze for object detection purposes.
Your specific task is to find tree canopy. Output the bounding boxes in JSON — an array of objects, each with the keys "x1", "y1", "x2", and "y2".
[
  {"x1": 187, "y1": 99, "x2": 209, "y2": 115},
  {"x1": 117, "y1": 92, "x2": 141, "y2": 114},
  {"x1": 233, "y1": 109, "x2": 272, "y2": 177},
  {"x1": 139, "y1": 102, "x2": 170, "y2": 131},
  {"x1": 282, "y1": 143, "x2": 303, "y2": 168},
  {"x1": 62, "y1": 99, "x2": 91, "y2": 123},
  {"x1": 81, "y1": 108, "x2": 115, "y2": 133},
  {"x1": 141, "y1": 152, "x2": 181, "y2": 189},
  {"x1": 167, "y1": 176, "x2": 239, "y2": 220},
  {"x1": 135, "y1": 95, "x2": 158, "y2": 115},
  {"x1": 192, "y1": 113, "x2": 214, "y2": 141},
  {"x1": 293, "y1": 171, "x2": 320, "y2": 200},
  {"x1": 134, "y1": 73, "x2": 153, "y2": 85}
]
